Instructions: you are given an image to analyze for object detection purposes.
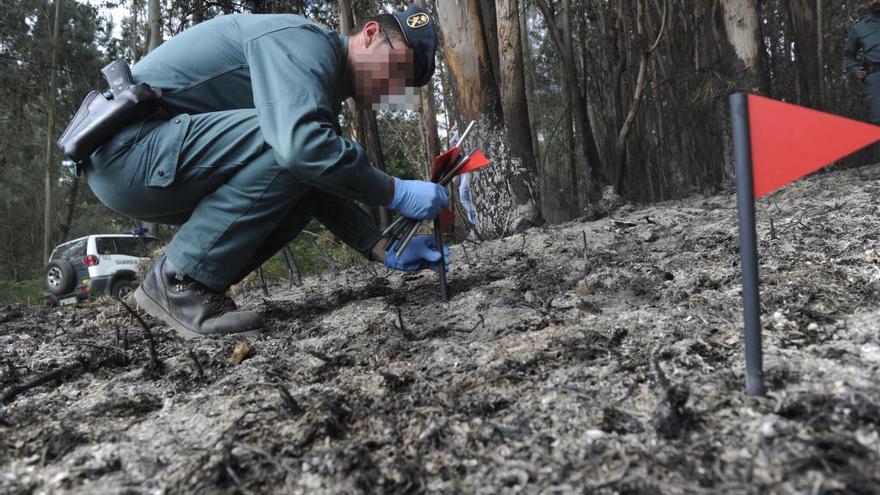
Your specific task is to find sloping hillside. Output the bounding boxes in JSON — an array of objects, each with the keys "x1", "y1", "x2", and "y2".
[{"x1": 2, "y1": 164, "x2": 880, "y2": 494}]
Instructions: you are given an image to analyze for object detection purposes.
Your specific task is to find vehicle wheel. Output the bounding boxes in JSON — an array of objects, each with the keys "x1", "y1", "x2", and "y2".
[
  {"x1": 111, "y1": 279, "x2": 135, "y2": 299},
  {"x1": 45, "y1": 260, "x2": 76, "y2": 296}
]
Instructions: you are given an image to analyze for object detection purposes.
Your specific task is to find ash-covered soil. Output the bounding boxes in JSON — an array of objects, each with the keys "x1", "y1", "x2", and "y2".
[{"x1": 3, "y1": 165, "x2": 880, "y2": 494}]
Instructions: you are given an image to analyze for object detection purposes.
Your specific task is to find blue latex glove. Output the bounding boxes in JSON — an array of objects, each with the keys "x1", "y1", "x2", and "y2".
[
  {"x1": 388, "y1": 177, "x2": 449, "y2": 220},
  {"x1": 384, "y1": 235, "x2": 451, "y2": 272}
]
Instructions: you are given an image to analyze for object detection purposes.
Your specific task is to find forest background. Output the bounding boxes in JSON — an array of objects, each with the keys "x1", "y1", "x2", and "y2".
[{"x1": 0, "y1": 0, "x2": 871, "y2": 303}]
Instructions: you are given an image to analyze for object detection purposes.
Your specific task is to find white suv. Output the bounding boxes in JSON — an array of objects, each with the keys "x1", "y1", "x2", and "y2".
[{"x1": 44, "y1": 233, "x2": 162, "y2": 305}]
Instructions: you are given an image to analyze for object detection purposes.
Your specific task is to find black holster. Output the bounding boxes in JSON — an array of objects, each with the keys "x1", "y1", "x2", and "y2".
[{"x1": 57, "y1": 60, "x2": 162, "y2": 165}]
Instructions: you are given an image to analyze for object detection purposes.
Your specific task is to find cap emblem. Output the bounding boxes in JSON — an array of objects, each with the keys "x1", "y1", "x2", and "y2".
[{"x1": 407, "y1": 12, "x2": 430, "y2": 28}]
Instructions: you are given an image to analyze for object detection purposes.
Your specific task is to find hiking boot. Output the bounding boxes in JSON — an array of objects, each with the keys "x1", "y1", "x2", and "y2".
[{"x1": 134, "y1": 255, "x2": 263, "y2": 339}]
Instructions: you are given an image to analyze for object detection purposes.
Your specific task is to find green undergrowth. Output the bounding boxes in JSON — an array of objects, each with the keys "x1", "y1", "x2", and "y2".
[{"x1": 0, "y1": 278, "x2": 44, "y2": 305}]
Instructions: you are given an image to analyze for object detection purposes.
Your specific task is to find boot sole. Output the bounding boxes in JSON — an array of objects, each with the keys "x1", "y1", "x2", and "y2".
[{"x1": 134, "y1": 286, "x2": 261, "y2": 340}]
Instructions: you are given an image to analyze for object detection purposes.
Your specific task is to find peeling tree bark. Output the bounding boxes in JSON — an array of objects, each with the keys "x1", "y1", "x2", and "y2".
[{"x1": 719, "y1": 0, "x2": 764, "y2": 89}]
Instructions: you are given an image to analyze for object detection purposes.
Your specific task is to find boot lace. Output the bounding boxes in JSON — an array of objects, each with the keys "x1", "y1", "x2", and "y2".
[{"x1": 175, "y1": 281, "x2": 238, "y2": 314}]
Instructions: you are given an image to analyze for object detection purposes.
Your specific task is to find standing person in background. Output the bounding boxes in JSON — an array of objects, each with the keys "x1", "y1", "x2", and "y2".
[
  {"x1": 448, "y1": 123, "x2": 477, "y2": 228},
  {"x1": 844, "y1": 0, "x2": 880, "y2": 124}
]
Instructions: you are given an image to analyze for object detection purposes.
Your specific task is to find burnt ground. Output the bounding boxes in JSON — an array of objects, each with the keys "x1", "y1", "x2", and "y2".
[{"x1": 2, "y1": 164, "x2": 880, "y2": 494}]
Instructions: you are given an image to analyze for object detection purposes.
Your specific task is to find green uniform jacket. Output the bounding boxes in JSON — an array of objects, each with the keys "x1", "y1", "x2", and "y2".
[
  {"x1": 844, "y1": 14, "x2": 880, "y2": 75},
  {"x1": 132, "y1": 13, "x2": 391, "y2": 206}
]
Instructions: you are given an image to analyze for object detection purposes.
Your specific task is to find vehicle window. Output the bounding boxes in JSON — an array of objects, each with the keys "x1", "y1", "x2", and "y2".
[
  {"x1": 114, "y1": 237, "x2": 146, "y2": 257},
  {"x1": 52, "y1": 239, "x2": 87, "y2": 261},
  {"x1": 95, "y1": 237, "x2": 117, "y2": 255}
]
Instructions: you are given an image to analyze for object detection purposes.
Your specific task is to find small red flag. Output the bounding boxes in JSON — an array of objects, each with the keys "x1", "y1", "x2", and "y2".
[
  {"x1": 431, "y1": 147, "x2": 460, "y2": 182},
  {"x1": 438, "y1": 208, "x2": 454, "y2": 233},
  {"x1": 454, "y1": 149, "x2": 491, "y2": 175},
  {"x1": 748, "y1": 94, "x2": 880, "y2": 198}
]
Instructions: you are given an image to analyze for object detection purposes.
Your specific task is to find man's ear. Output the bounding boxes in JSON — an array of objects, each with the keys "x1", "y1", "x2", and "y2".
[{"x1": 361, "y1": 21, "x2": 380, "y2": 49}]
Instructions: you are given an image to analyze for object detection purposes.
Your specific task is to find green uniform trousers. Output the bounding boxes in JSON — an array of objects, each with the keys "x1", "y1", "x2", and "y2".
[{"x1": 85, "y1": 109, "x2": 381, "y2": 290}]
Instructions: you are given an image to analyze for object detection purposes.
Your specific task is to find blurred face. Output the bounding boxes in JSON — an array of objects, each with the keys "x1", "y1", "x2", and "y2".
[
  {"x1": 349, "y1": 21, "x2": 414, "y2": 105},
  {"x1": 871, "y1": 0, "x2": 880, "y2": 11}
]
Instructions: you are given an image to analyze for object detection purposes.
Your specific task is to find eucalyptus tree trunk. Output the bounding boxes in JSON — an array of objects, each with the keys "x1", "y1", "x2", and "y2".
[
  {"x1": 787, "y1": 0, "x2": 820, "y2": 107},
  {"x1": 415, "y1": 0, "x2": 441, "y2": 177},
  {"x1": 535, "y1": 0, "x2": 604, "y2": 218},
  {"x1": 339, "y1": 0, "x2": 390, "y2": 228},
  {"x1": 147, "y1": 0, "x2": 162, "y2": 52},
  {"x1": 518, "y1": 0, "x2": 540, "y2": 167},
  {"x1": 615, "y1": 0, "x2": 664, "y2": 194},
  {"x1": 496, "y1": 0, "x2": 540, "y2": 213},
  {"x1": 58, "y1": 176, "x2": 79, "y2": 243},
  {"x1": 436, "y1": 0, "x2": 542, "y2": 237},
  {"x1": 144, "y1": 0, "x2": 162, "y2": 236},
  {"x1": 44, "y1": 0, "x2": 63, "y2": 262},
  {"x1": 719, "y1": 0, "x2": 765, "y2": 89}
]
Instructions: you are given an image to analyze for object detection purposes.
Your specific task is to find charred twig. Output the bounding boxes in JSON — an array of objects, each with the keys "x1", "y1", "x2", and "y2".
[
  {"x1": 1, "y1": 360, "x2": 84, "y2": 404},
  {"x1": 435, "y1": 217, "x2": 449, "y2": 301},
  {"x1": 276, "y1": 384, "x2": 304, "y2": 416},
  {"x1": 582, "y1": 231, "x2": 589, "y2": 261},
  {"x1": 257, "y1": 266, "x2": 270, "y2": 297},
  {"x1": 307, "y1": 237, "x2": 340, "y2": 274},
  {"x1": 281, "y1": 245, "x2": 302, "y2": 288},
  {"x1": 395, "y1": 307, "x2": 406, "y2": 333},
  {"x1": 769, "y1": 217, "x2": 777, "y2": 240},
  {"x1": 117, "y1": 298, "x2": 162, "y2": 371},
  {"x1": 188, "y1": 347, "x2": 205, "y2": 381},
  {"x1": 393, "y1": 307, "x2": 415, "y2": 340},
  {"x1": 469, "y1": 314, "x2": 486, "y2": 331}
]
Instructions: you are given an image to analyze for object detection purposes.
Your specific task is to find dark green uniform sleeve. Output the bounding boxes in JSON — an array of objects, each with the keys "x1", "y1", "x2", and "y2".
[
  {"x1": 844, "y1": 24, "x2": 863, "y2": 76},
  {"x1": 311, "y1": 193, "x2": 382, "y2": 258},
  {"x1": 244, "y1": 26, "x2": 391, "y2": 206}
]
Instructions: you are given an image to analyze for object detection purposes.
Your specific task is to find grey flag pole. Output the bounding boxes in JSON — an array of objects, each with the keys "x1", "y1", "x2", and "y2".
[{"x1": 730, "y1": 93, "x2": 765, "y2": 396}]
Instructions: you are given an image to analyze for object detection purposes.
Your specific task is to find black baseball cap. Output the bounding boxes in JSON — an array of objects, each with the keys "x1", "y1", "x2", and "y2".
[{"x1": 391, "y1": 5, "x2": 437, "y2": 87}]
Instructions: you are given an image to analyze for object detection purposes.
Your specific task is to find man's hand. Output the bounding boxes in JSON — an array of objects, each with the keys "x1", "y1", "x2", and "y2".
[
  {"x1": 382, "y1": 235, "x2": 450, "y2": 272},
  {"x1": 388, "y1": 177, "x2": 448, "y2": 220},
  {"x1": 857, "y1": 67, "x2": 868, "y2": 80}
]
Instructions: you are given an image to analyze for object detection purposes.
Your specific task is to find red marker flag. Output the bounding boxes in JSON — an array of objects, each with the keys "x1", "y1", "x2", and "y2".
[
  {"x1": 455, "y1": 149, "x2": 491, "y2": 175},
  {"x1": 731, "y1": 93, "x2": 880, "y2": 397},
  {"x1": 748, "y1": 94, "x2": 880, "y2": 198},
  {"x1": 438, "y1": 208, "x2": 454, "y2": 233},
  {"x1": 431, "y1": 147, "x2": 460, "y2": 182}
]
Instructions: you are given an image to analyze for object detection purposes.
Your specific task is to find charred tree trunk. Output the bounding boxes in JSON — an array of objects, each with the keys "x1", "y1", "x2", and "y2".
[
  {"x1": 339, "y1": 0, "x2": 390, "y2": 229},
  {"x1": 519, "y1": 0, "x2": 541, "y2": 167},
  {"x1": 719, "y1": 0, "x2": 765, "y2": 91},
  {"x1": 58, "y1": 176, "x2": 79, "y2": 242},
  {"x1": 44, "y1": 0, "x2": 63, "y2": 262},
  {"x1": 436, "y1": 0, "x2": 541, "y2": 236},
  {"x1": 787, "y1": 0, "x2": 820, "y2": 107},
  {"x1": 615, "y1": 0, "x2": 665, "y2": 194},
  {"x1": 415, "y1": 0, "x2": 442, "y2": 176},
  {"x1": 535, "y1": 0, "x2": 605, "y2": 217},
  {"x1": 496, "y1": 0, "x2": 540, "y2": 219}
]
